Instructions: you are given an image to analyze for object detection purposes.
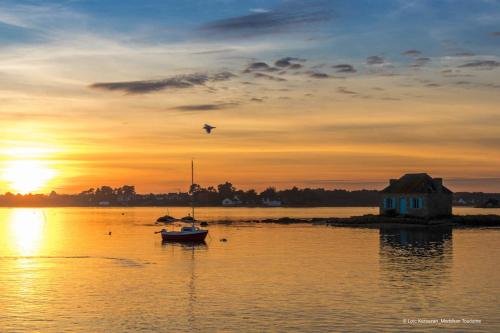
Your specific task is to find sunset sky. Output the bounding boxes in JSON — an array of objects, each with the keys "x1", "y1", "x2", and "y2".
[{"x1": 0, "y1": 0, "x2": 499, "y2": 194}]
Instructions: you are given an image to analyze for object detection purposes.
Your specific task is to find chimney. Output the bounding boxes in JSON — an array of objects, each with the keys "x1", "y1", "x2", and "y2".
[{"x1": 433, "y1": 178, "x2": 443, "y2": 191}]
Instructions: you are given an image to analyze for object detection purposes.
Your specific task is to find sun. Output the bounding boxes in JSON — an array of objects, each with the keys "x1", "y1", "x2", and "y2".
[{"x1": 3, "y1": 160, "x2": 57, "y2": 194}]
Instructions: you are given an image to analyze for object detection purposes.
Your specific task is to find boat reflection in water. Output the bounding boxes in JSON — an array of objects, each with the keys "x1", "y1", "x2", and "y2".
[
  {"x1": 161, "y1": 239, "x2": 207, "y2": 249},
  {"x1": 161, "y1": 240, "x2": 207, "y2": 332}
]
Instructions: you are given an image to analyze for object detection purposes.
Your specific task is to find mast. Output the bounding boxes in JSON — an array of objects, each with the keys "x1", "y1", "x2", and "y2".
[{"x1": 191, "y1": 159, "x2": 195, "y2": 226}]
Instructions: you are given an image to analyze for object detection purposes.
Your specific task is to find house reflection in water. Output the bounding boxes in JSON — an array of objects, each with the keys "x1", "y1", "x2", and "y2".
[{"x1": 379, "y1": 226, "x2": 453, "y2": 285}]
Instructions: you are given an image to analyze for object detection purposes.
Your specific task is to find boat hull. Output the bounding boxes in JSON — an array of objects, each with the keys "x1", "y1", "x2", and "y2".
[{"x1": 161, "y1": 230, "x2": 208, "y2": 242}]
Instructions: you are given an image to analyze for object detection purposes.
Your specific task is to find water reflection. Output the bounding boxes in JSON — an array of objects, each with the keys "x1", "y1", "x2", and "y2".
[
  {"x1": 379, "y1": 226, "x2": 453, "y2": 285},
  {"x1": 161, "y1": 240, "x2": 207, "y2": 332},
  {"x1": 7, "y1": 209, "x2": 46, "y2": 256},
  {"x1": 161, "y1": 240, "x2": 208, "y2": 250}
]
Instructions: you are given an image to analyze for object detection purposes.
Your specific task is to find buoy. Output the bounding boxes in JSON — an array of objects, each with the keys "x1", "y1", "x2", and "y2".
[
  {"x1": 220, "y1": 238, "x2": 227, "y2": 242},
  {"x1": 108, "y1": 231, "x2": 112, "y2": 236}
]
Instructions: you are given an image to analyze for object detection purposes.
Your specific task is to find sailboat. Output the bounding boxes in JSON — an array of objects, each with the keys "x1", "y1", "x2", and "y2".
[{"x1": 159, "y1": 160, "x2": 208, "y2": 242}]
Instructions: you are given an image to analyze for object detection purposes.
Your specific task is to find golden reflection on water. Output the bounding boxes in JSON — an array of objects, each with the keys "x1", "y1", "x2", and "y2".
[
  {"x1": 7, "y1": 209, "x2": 46, "y2": 256},
  {"x1": 0, "y1": 208, "x2": 498, "y2": 332}
]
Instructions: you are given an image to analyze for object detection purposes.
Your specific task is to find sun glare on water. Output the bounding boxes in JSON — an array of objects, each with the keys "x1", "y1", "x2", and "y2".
[{"x1": 3, "y1": 160, "x2": 57, "y2": 194}]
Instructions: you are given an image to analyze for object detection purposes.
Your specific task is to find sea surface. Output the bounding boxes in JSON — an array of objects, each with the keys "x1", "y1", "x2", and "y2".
[{"x1": 0, "y1": 207, "x2": 499, "y2": 332}]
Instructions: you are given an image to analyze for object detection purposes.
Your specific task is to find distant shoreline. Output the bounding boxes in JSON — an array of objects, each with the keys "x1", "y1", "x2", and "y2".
[{"x1": 0, "y1": 204, "x2": 493, "y2": 208}]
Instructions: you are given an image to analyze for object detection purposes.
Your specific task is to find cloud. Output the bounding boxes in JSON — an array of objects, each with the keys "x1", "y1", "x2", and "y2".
[
  {"x1": 411, "y1": 57, "x2": 430, "y2": 67},
  {"x1": 332, "y1": 64, "x2": 356, "y2": 73},
  {"x1": 366, "y1": 56, "x2": 385, "y2": 65},
  {"x1": 170, "y1": 103, "x2": 237, "y2": 111},
  {"x1": 491, "y1": 32, "x2": 500, "y2": 37},
  {"x1": 337, "y1": 87, "x2": 357, "y2": 94},
  {"x1": 401, "y1": 49, "x2": 421, "y2": 57},
  {"x1": 458, "y1": 60, "x2": 500, "y2": 69},
  {"x1": 243, "y1": 62, "x2": 279, "y2": 73},
  {"x1": 440, "y1": 69, "x2": 473, "y2": 78},
  {"x1": 454, "y1": 52, "x2": 475, "y2": 57},
  {"x1": 250, "y1": 97, "x2": 264, "y2": 102},
  {"x1": 308, "y1": 71, "x2": 330, "y2": 79},
  {"x1": 211, "y1": 71, "x2": 237, "y2": 81},
  {"x1": 90, "y1": 72, "x2": 235, "y2": 94},
  {"x1": 198, "y1": 1, "x2": 332, "y2": 38},
  {"x1": 274, "y1": 57, "x2": 305, "y2": 68},
  {"x1": 254, "y1": 72, "x2": 287, "y2": 81},
  {"x1": 250, "y1": 8, "x2": 271, "y2": 14}
]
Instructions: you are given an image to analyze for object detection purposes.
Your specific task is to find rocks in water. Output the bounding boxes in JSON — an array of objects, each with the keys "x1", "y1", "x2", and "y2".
[
  {"x1": 261, "y1": 217, "x2": 308, "y2": 224},
  {"x1": 156, "y1": 215, "x2": 176, "y2": 223},
  {"x1": 220, "y1": 238, "x2": 228, "y2": 242}
]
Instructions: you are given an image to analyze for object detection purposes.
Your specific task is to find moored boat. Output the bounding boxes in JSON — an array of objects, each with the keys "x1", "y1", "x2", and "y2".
[
  {"x1": 158, "y1": 160, "x2": 208, "y2": 243},
  {"x1": 160, "y1": 226, "x2": 208, "y2": 242}
]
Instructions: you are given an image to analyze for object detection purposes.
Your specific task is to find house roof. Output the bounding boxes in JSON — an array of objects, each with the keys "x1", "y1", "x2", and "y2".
[{"x1": 381, "y1": 173, "x2": 452, "y2": 194}]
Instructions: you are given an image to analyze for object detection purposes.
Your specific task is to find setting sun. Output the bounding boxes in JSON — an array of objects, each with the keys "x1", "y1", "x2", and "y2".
[{"x1": 3, "y1": 160, "x2": 57, "y2": 194}]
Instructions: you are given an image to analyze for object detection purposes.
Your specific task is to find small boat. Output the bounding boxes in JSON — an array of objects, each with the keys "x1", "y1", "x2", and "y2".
[
  {"x1": 160, "y1": 226, "x2": 208, "y2": 242},
  {"x1": 158, "y1": 160, "x2": 208, "y2": 243},
  {"x1": 156, "y1": 215, "x2": 176, "y2": 223},
  {"x1": 180, "y1": 215, "x2": 195, "y2": 222}
]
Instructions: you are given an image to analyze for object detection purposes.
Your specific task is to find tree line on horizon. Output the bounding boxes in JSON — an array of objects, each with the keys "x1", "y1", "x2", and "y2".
[{"x1": 0, "y1": 182, "x2": 380, "y2": 207}]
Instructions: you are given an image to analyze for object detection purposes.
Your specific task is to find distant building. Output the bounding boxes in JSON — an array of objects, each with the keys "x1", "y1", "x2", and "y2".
[
  {"x1": 222, "y1": 197, "x2": 242, "y2": 206},
  {"x1": 380, "y1": 173, "x2": 452, "y2": 218},
  {"x1": 262, "y1": 198, "x2": 282, "y2": 207},
  {"x1": 98, "y1": 201, "x2": 110, "y2": 206}
]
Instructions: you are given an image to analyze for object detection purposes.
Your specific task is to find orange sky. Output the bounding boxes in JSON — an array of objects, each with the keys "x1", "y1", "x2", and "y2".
[{"x1": 1, "y1": 1, "x2": 499, "y2": 194}]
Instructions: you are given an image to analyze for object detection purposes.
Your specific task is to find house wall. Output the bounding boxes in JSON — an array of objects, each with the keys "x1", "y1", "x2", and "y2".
[
  {"x1": 380, "y1": 193, "x2": 452, "y2": 218},
  {"x1": 425, "y1": 193, "x2": 452, "y2": 217}
]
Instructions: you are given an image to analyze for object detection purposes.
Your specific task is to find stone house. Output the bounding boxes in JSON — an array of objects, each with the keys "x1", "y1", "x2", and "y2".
[{"x1": 380, "y1": 173, "x2": 453, "y2": 218}]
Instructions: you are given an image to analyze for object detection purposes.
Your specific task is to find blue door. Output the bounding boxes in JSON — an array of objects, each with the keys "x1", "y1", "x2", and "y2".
[{"x1": 399, "y1": 197, "x2": 407, "y2": 214}]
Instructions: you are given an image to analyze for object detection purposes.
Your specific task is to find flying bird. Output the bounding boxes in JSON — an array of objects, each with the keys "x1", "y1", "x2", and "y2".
[{"x1": 203, "y1": 124, "x2": 216, "y2": 134}]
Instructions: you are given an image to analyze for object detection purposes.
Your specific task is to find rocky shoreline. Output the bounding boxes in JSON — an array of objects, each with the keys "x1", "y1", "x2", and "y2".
[{"x1": 243, "y1": 214, "x2": 500, "y2": 228}]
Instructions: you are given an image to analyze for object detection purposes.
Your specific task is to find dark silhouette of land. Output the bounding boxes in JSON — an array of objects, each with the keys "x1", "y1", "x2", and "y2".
[{"x1": 0, "y1": 182, "x2": 498, "y2": 207}]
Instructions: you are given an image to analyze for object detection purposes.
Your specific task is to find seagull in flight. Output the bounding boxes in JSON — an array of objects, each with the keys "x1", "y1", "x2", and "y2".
[{"x1": 203, "y1": 124, "x2": 216, "y2": 134}]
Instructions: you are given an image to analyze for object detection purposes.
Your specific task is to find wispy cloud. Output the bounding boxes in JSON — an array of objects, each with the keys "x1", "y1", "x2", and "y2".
[
  {"x1": 459, "y1": 60, "x2": 500, "y2": 69},
  {"x1": 308, "y1": 71, "x2": 330, "y2": 79},
  {"x1": 337, "y1": 87, "x2": 357, "y2": 94},
  {"x1": 249, "y1": 8, "x2": 271, "y2": 14},
  {"x1": 253, "y1": 72, "x2": 286, "y2": 81},
  {"x1": 170, "y1": 103, "x2": 237, "y2": 111},
  {"x1": 274, "y1": 57, "x2": 305, "y2": 68},
  {"x1": 89, "y1": 72, "x2": 235, "y2": 94},
  {"x1": 332, "y1": 64, "x2": 356, "y2": 73},
  {"x1": 411, "y1": 57, "x2": 430, "y2": 67},
  {"x1": 243, "y1": 62, "x2": 278, "y2": 73},
  {"x1": 366, "y1": 55, "x2": 385, "y2": 65},
  {"x1": 401, "y1": 49, "x2": 421, "y2": 57},
  {"x1": 197, "y1": 1, "x2": 333, "y2": 38}
]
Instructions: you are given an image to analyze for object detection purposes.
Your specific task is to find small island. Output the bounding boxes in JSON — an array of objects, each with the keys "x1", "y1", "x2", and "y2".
[{"x1": 244, "y1": 174, "x2": 500, "y2": 228}]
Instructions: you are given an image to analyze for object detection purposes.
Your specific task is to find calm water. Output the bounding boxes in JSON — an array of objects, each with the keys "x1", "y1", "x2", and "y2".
[{"x1": 0, "y1": 207, "x2": 499, "y2": 332}]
